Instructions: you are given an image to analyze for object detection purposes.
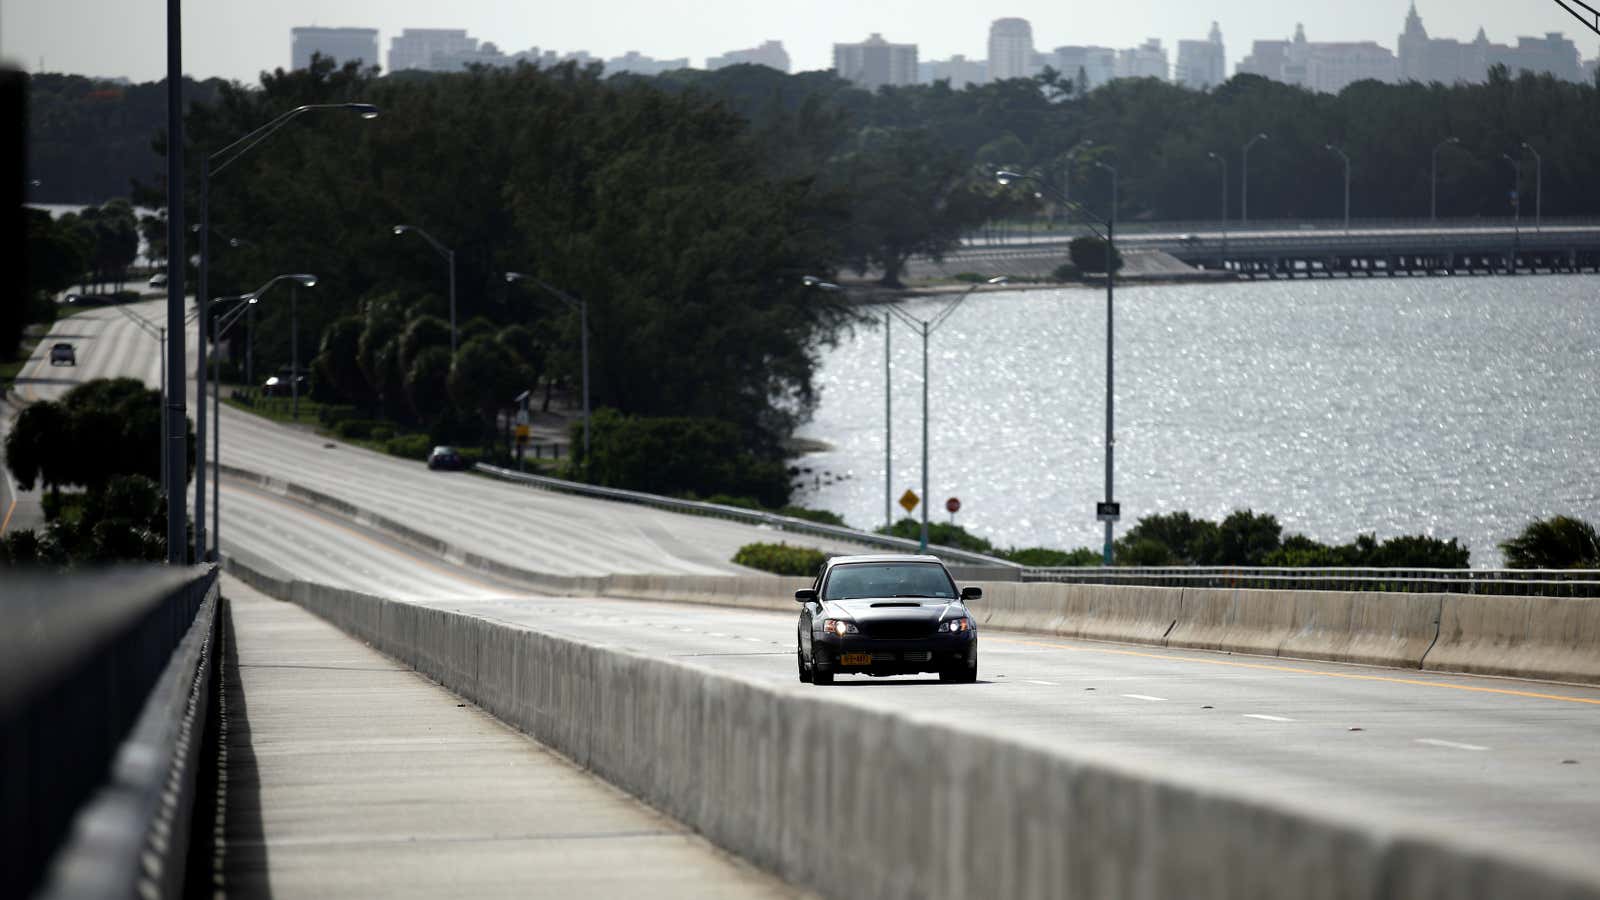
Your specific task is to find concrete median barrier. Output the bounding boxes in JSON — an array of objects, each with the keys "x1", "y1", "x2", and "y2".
[
  {"x1": 224, "y1": 560, "x2": 1600, "y2": 900},
  {"x1": 1424, "y1": 593, "x2": 1600, "y2": 684}
]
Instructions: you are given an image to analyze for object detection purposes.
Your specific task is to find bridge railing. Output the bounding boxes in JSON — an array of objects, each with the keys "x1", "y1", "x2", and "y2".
[
  {"x1": 964, "y1": 216, "x2": 1600, "y2": 245},
  {"x1": 473, "y1": 463, "x2": 1022, "y2": 569},
  {"x1": 1020, "y1": 565, "x2": 1600, "y2": 596},
  {"x1": 1, "y1": 565, "x2": 220, "y2": 900}
]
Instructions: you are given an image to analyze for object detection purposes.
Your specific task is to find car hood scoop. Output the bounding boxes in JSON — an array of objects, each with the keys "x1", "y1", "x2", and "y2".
[{"x1": 869, "y1": 602, "x2": 924, "y2": 608}]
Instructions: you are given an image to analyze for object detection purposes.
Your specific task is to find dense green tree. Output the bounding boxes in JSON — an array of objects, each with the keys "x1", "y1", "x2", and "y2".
[
  {"x1": 1499, "y1": 516, "x2": 1600, "y2": 569},
  {"x1": 1214, "y1": 509, "x2": 1283, "y2": 566},
  {"x1": 4, "y1": 401, "x2": 73, "y2": 493},
  {"x1": 1115, "y1": 511, "x2": 1219, "y2": 565},
  {"x1": 1068, "y1": 235, "x2": 1123, "y2": 273},
  {"x1": 404, "y1": 346, "x2": 453, "y2": 424},
  {"x1": 447, "y1": 336, "x2": 527, "y2": 448}
]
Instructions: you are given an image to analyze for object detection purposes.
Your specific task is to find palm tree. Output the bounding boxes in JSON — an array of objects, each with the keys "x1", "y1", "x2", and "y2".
[{"x1": 1498, "y1": 516, "x2": 1600, "y2": 569}]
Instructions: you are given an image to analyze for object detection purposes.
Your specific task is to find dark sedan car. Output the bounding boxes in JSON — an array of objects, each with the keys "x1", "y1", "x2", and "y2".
[
  {"x1": 796, "y1": 554, "x2": 981, "y2": 685},
  {"x1": 427, "y1": 445, "x2": 467, "y2": 471}
]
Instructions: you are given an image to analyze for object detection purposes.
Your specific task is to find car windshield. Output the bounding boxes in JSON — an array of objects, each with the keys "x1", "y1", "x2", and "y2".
[{"x1": 822, "y1": 563, "x2": 956, "y2": 601}]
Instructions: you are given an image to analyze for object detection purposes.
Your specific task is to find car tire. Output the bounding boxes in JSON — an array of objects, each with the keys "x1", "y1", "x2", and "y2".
[
  {"x1": 797, "y1": 648, "x2": 811, "y2": 683},
  {"x1": 812, "y1": 668, "x2": 834, "y2": 686}
]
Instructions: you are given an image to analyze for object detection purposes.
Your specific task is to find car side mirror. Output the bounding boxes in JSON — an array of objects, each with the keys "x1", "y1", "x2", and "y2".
[
  {"x1": 961, "y1": 586, "x2": 983, "y2": 602},
  {"x1": 795, "y1": 588, "x2": 818, "y2": 603}
]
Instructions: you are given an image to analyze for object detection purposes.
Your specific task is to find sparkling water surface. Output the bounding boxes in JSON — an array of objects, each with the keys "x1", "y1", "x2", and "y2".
[{"x1": 794, "y1": 276, "x2": 1600, "y2": 567}]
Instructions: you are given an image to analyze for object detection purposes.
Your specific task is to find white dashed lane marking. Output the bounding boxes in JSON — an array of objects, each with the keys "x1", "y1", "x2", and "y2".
[
  {"x1": 1243, "y1": 714, "x2": 1296, "y2": 722},
  {"x1": 1123, "y1": 694, "x2": 1168, "y2": 702},
  {"x1": 1415, "y1": 738, "x2": 1490, "y2": 752},
  {"x1": 1024, "y1": 680, "x2": 1058, "y2": 686}
]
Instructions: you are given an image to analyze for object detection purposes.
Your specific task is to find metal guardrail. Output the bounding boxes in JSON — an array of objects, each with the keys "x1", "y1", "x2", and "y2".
[
  {"x1": 473, "y1": 463, "x2": 1022, "y2": 569},
  {"x1": 2, "y1": 565, "x2": 220, "y2": 899},
  {"x1": 1021, "y1": 566, "x2": 1600, "y2": 596}
]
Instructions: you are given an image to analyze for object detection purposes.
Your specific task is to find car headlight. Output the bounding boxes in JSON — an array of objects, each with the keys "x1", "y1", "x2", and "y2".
[
  {"x1": 822, "y1": 619, "x2": 858, "y2": 636},
  {"x1": 939, "y1": 617, "x2": 973, "y2": 632}
]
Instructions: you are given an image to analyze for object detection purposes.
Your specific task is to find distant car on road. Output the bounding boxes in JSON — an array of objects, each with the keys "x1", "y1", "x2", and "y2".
[
  {"x1": 148, "y1": 272, "x2": 167, "y2": 289},
  {"x1": 49, "y1": 342, "x2": 76, "y2": 366},
  {"x1": 427, "y1": 445, "x2": 467, "y2": 471},
  {"x1": 795, "y1": 554, "x2": 981, "y2": 685}
]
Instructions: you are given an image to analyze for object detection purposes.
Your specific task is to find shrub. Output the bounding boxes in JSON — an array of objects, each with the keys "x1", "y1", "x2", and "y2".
[
  {"x1": 1214, "y1": 509, "x2": 1282, "y2": 566},
  {"x1": 875, "y1": 517, "x2": 994, "y2": 553},
  {"x1": 335, "y1": 419, "x2": 379, "y2": 440},
  {"x1": 1499, "y1": 516, "x2": 1600, "y2": 569},
  {"x1": 1051, "y1": 262, "x2": 1080, "y2": 282},
  {"x1": 951, "y1": 272, "x2": 984, "y2": 283},
  {"x1": 384, "y1": 433, "x2": 433, "y2": 460},
  {"x1": 733, "y1": 542, "x2": 829, "y2": 576},
  {"x1": 1068, "y1": 235, "x2": 1123, "y2": 274},
  {"x1": 316, "y1": 404, "x2": 359, "y2": 428},
  {"x1": 573, "y1": 408, "x2": 792, "y2": 507},
  {"x1": 369, "y1": 425, "x2": 395, "y2": 442},
  {"x1": 704, "y1": 493, "x2": 762, "y2": 510},
  {"x1": 1115, "y1": 511, "x2": 1219, "y2": 565},
  {"x1": 1003, "y1": 546, "x2": 1101, "y2": 567},
  {"x1": 778, "y1": 506, "x2": 847, "y2": 526}
]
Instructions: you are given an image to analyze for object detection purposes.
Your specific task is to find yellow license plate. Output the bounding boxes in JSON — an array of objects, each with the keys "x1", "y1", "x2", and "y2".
[{"x1": 840, "y1": 652, "x2": 873, "y2": 666}]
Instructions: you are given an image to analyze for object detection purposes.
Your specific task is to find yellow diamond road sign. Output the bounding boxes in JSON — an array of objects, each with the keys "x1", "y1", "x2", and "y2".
[{"x1": 899, "y1": 489, "x2": 920, "y2": 513}]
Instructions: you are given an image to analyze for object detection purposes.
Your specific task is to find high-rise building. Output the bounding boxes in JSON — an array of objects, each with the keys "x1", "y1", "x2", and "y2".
[
  {"x1": 1175, "y1": 22, "x2": 1226, "y2": 89},
  {"x1": 388, "y1": 29, "x2": 481, "y2": 72},
  {"x1": 1116, "y1": 39, "x2": 1169, "y2": 81},
  {"x1": 706, "y1": 41, "x2": 790, "y2": 72},
  {"x1": 1239, "y1": 24, "x2": 1397, "y2": 93},
  {"x1": 1050, "y1": 46, "x2": 1117, "y2": 90},
  {"x1": 988, "y1": 18, "x2": 1036, "y2": 82},
  {"x1": 291, "y1": 27, "x2": 378, "y2": 71},
  {"x1": 833, "y1": 34, "x2": 918, "y2": 89},
  {"x1": 1397, "y1": 4, "x2": 1584, "y2": 83},
  {"x1": 606, "y1": 51, "x2": 690, "y2": 76},
  {"x1": 919, "y1": 55, "x2": 987, "y2": 88}
]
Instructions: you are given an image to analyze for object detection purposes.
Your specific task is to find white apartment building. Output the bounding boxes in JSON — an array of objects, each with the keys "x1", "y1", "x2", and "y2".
[
  {"x1": 1174, "y1": 22, "x2": 1226, "y2": 88},
  {"x1": 1051, "y1": 45, "x2": 1117, "y2": 90},
  {"x1": 988, "y1": 18, "x2": 1036, "y2": 82},
  {"x1": 606, "y1": 51, "x2": 690, "y2": 76},
  {"x1": 387, "y1": 29, "x2": 481, "y2": 73},
  {"x1": 291, "y1": 27, "x2": 378, "y2": 70},
  {"x1": 920, "y1": 55, "x2": 987, "y2": 88},
  {"x1": 834, "y1": 34, "x2": 919, "y2": 89},
  {"x1": 1116, "y1": 38, "x2": 1169, "y2": 80},
  {"x1": 706, "y1": 41, "x2": 790, "y2": 72}
]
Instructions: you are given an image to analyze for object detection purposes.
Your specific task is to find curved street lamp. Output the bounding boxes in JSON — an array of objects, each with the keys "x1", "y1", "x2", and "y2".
[
  {"x1": 1520, "y1": 141, "x2": 1542, "y2": 232},
  {"x1": 1431, "y1": 136, "x2": 1460, "y2": 222},
  {"x1": 208, "y1": 274, "x2": 317, "y2": 559},
  {"x1": 1241, "y1": 132, "x2": 1268, "y2": 226},
  {"x1": 807, "y1": 274, "x2": 1007, "y2": 553},
  {"x1": 503, "y1": 272, "x2": 591, "y2": 471},
  {"x1": 1324, "y1": 144, "x2": 1351, "y2": 233},
  {"x1": 1207, "y1": 151, "x2": 1229, "y2": 264},
  {"x1": 191, "y1": 101, "x2": 377, "y2": 561},
  {"x1": 394, "y1": 225, "x2": 457, "y2": 353},
  {"x1": 997, "y1": 166, "x2": 1120, "y2": 564}
]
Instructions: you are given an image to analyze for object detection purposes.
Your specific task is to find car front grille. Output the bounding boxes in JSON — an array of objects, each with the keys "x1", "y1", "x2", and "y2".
[
  {"x1": 871, "y1": 652, "x2": 896, "y2": 664},
  {"x1": 863, "y1": 620, "x2": 936, "y2": 640},
  {"x1": 901, "y1": 650, "x2": 932, "y2": 663}
]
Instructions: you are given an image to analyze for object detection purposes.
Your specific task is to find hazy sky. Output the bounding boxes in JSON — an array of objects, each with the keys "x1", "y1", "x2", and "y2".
[{"x1": 2, "y1": 0, "x2": 1594, "y2": 84}]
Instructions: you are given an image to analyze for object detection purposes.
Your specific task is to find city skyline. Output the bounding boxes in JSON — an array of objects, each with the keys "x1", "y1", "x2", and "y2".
[{"x1": 3, "y1": 0, "x2": 1594, "y2": 86}]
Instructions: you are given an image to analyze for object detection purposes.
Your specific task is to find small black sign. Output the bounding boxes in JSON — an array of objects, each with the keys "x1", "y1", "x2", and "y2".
[{"x1": 1096, "y1": 501, "x2": 1121, "y2": 522}]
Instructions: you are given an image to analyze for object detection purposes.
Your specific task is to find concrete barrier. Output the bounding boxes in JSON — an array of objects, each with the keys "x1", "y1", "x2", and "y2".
[
  {"x1": 1425, "y1": 593, "x2": 1600, "y2": 684},
  {"x1": 227, "y1": 563, "x2": 1600, "y2": 900}
]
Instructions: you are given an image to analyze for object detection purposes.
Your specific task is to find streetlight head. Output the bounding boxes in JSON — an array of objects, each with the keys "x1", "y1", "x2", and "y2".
[
  {"x1": 291, "y1": 274, "x2": 318, "y2": 288},
  {"x1": 995, "y1": 169, "x2": 1024, "y2": 186},
  {"x1": 505, "y1": 272, "x2": 526, "y2": 283},
  {"x1": 1257, "y1": 132, "x2": 1269, "y2": 140},
  {"x1": 348, "y1": 103, "x2": 380, "y2": 119},
  {"x1": 242, "y1": 294, "x2": 260, "y2": 304},
  {"x1": 392, "y1": 225, "x2": 408, "y2": 236},
  {"x1": 801, "y1": 275, "x2": 841, "y2": 291},
  {"x1": 1447, "y1": 136, "x2": 1460, "y2": 144},
  {"x1": 1324, "y1": 143, "x2": 1334, "y2": 150},
  {"x1": 986, "y1": 275, "x2": 1009, "y2": 285},
  {"x1": 1207, "y1": 151, "x2": 1219, "y2": 160},
  {"x1": 1521, "y1": 141, "x2": 1533, "y2": 150}
]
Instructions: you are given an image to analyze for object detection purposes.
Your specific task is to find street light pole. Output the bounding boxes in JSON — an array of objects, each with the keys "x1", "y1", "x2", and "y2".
[
  {"x1": 209, "y1": 274, "x2": 317, "y2": 559},
  {"x1": 504, "y1": 273, "x2": 591, "y2": 470},
  {"x1": 997, "y1": 167, "x2": 1120, "y2": 563},
  {"x1": 1502, "y1": 153, "x2": 1522, "y2": 275},
  {"x1": 884, "y1": 310, "x2": 891, "y2": 529},
  {"x1": 195, "y1": 101, "x2": 377, "y2": 561},
  {"x1": 1324, "y1": 144, "x2": 1351, "y2": 233},
  {"x1": 1094, "y1": 160, "x2": 1119, "y2": 567},
  {"x1": 394, "y1": 225, "x2": 457, "y2": 353},
  {"x1": 1241, "y1": 132, "x2": 1268, "y2": 226},
  {"x1": 291, "y1": 284, "x2": 300, "y2": 419},
  {"x1": 1521, "y1": 142, "x2": 1542, "y2": 232},
  {"x1": 1207, "y1": 151, "x2": 1228, "y2": 266},
  {"x1": 1431, "y1": 136, "x2": 1459, "y2": 222},
  {"x1": 163, "y1": 0, "x2": 187, "y2": 562},
  {"x1": 1063, "y1": 139, "x2": 1093, "y2": 225}
]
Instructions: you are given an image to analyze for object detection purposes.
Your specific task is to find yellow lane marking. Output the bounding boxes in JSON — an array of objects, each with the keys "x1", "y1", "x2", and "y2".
[
  {"x1": 1, "y1": 496, "x2": 15, "y2": 535},
  {"x1": 222, "y1": 477, "x2": 528, "y2": 595},
  {"x1": 985, "y1": 634, "x2": 1600, "y2": 708}
]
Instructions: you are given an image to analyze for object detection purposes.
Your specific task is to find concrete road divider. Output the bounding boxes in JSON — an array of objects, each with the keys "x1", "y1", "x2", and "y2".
[
  {"x1": 223, "y1": 559, "x2": 1600, "y2": 900},
  {"x1": 1426, "y1": 593, "x2": 1600, "y2": 684}
]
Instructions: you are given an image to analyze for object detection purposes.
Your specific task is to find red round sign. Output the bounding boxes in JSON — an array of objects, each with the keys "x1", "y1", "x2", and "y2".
[{"x1": 945, "y1": 497, "x2": 961, "y2": 514}]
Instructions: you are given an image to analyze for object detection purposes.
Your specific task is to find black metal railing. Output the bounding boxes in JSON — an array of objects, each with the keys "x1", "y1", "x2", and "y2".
[{"x1": 1020, "y1": 566, "x2": 1600, "y2": 596}]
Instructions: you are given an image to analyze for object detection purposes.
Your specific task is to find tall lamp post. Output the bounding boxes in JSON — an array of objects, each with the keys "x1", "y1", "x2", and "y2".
[
  {"x1": 503, "y1": 272, "x2": 590, "y2": 469},
  {"x1": 208, "y1": 274, "x2": 317, "y2": 560},
  {"x1": 1502, "y1": 152, "x2": 1522, "y2": 275},
  {"x1": 803, "y1": 276, "x2": 894, "y2": 529},
  {"x1": 1241, "y1": 132, "x2": 1268, "y2": 226},
  {"x1": 998, "y1": 166, "x2": 1120, "y2": 564},
  {"x1": 1430, "y1": 136, "x2": 1459, "y2": 222},
  {"x1": 1521, "y1": 141, "x2": 1542, "y2": 232},
  {"x1": 195, "y1": 101, "x2": 377, "y2": 561},
  {"x1": 804, "y1": 275, "x2": 1007, "y2": 552},
  {"x1": 1063, "y1": 139, "x2": 1094, "y2": 224},
  {"x1": 394, "y1": 225, "x2": 457, "y2": 353},
  {"x1": 1207, "y1": 151, "x2": 1228, "y2": 266},
  {"x1": 1324, "y1": 144, "x2": 1351, "y2": 233}
]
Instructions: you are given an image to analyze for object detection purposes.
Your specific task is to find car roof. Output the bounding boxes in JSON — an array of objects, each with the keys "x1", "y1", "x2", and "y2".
[{"x1": 825, "y1": 554, "x2": 946, "y2": 567}]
